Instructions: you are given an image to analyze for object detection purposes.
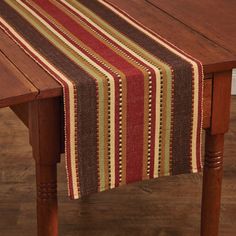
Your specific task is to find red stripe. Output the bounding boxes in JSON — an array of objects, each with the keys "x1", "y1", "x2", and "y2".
[{"x1": 126, "y1": 74, "x2": 144, "y2": 182}]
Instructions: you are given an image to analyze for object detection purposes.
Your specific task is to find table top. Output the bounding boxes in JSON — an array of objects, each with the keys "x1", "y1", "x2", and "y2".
[
  {"x1": 147, "y1": 0, "x2": 236, "y2": 55},
  {"x1": 0, "y1": 0, "x2": 236, "y2": 108}
]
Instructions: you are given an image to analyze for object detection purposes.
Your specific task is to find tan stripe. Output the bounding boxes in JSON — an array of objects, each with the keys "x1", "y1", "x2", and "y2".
[{"x1": 163, "y1": 72, "x2": 173, "y2": 175}]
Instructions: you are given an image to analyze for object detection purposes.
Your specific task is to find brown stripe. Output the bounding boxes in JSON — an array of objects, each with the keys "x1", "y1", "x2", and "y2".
[{"x1": 0, "y1": 1, "x2": 99, "y2": 195}]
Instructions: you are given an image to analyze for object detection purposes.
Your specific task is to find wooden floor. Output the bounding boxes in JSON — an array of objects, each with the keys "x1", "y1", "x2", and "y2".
[{"x1": 0, "y1": 97, "x2": 235, "y2": 236}]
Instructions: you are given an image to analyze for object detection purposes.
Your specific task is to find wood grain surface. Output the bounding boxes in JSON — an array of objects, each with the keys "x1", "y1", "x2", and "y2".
[
  {"x1": 147, "y1": 0, "x2": 236, "y2": 55},
  {"x1": 0, "y1": 31, "x2": 62, "y2": 99},
  {"x1": 0, "y1": 97, "x2": 235, "y2": 236},
  {"x1": 0, "y1": 52, "x2": 38, "y2": 108}
]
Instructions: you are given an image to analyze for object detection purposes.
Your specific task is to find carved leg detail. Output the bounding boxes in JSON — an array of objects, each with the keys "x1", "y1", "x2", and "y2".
[
  {"x1": 201, "y1": 131, "x2": 224, "y2": 236},
  {"x1": 205, "y1": 150, "x2": 223, "y2": 169},
  {"x1": 37, "y1": 182, "x2": 57, "y2": 202}
]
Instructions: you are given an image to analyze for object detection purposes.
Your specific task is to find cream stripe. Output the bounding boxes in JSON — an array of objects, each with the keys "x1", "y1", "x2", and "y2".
[
  {"x1": 0, "y1": 16, "x2": 79, "y2": 198},
  {"x1": 98, "y1": 0, "x2": 200, "y2": 170},
  {"x1": 154, "y1": 72, "x2": 161, "y2": 177}
]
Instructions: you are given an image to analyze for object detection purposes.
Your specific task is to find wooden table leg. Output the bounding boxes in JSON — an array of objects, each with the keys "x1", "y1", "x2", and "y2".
[
  {"x1": 201, "y1": 71, "x2": 232, "y2": 236},
  {"x1": 29, "y1": 97, "x2": 62, "y2": 236},
  {"x1": 36, "y1": 164, "x2": 58, "y2": 236},
  {"x1": 201, "y1": 132, "x2": 224, "y2": 236}
]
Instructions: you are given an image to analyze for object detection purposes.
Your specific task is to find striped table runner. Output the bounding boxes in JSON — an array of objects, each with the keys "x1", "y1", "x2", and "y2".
[{"x1": 0, "y1": 0, "x2": 203, "y2": 199}]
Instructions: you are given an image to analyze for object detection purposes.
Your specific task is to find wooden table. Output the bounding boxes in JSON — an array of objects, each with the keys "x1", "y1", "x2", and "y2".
[{"x1": 0, "y1": 1, "x2": 235, "y2": 235}]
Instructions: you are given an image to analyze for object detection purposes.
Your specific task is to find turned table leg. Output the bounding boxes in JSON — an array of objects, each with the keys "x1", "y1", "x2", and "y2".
[
  {"x1": 201, "y1": 132, "x2": 224, "y2": 236},
  {"x1": 201, "y1": 71, "x2": 232, "y2": 236},
  {"x1": 29, "y1": 98, "x2": 62, "y2": 236}
]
